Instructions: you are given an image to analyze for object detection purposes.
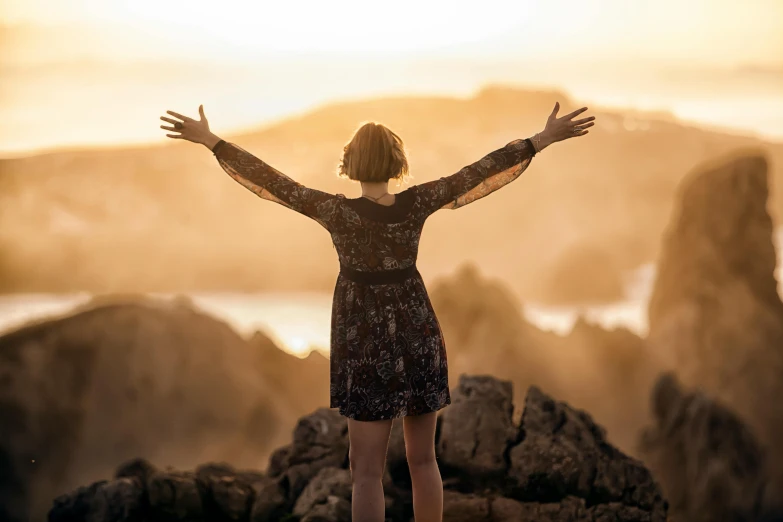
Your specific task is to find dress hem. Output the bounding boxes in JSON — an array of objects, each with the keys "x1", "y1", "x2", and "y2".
[{"x1": 332, "y1": 396, "x2": 452, "y2": 422}]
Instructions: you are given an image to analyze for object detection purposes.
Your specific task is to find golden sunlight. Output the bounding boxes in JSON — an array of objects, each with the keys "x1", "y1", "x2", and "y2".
[{"x1": 111, "y1": 0, "x2": 538, "y2": 56}]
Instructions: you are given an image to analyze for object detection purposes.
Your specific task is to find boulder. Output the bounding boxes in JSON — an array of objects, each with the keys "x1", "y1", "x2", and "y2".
[
  {"x1": 437, "y1": 375, "x2": 516, "y2": 478},
  {"x1": 270, "y1": 408, "x2": 349, "y2": 501},
  {"x1": 507, "y1": 386, "x2": 666, "y2": 519}
]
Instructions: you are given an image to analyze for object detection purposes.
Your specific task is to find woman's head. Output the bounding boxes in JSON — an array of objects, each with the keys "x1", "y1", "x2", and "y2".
[{"x1": 338, "y1": 122, "x2": 409, "y2": 183}]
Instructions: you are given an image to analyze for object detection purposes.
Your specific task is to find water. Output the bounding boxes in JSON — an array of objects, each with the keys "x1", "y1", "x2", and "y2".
[
  {"x1": 2, "y1": 232, "x2": 781, "y2": 355},
  {"x1": 0, "y1": 268, "x2": 656, "y2": 357}
]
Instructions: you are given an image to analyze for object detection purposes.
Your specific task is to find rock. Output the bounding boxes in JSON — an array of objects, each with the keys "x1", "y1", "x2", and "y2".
[
  {"x1": 49, "y1": 481, "x2": 108, "y2": 522},
  {"x1": 195, "y1": 463, "x2": 254, "y2": 521},
  {"x1": 147, "y1": 470, "x2": 204, "y2": 520},
  {"x1": 48, "y1": 478, "x2": 144, "y2": 522},
  {"x1": 300, "y1": 495, "x2": 351, "y2": 522},
  {"x1": 115, "y1": 457, "x2": 157, "y2": 487},
  {"x1": 494, "y1": 496, "x2": 588, "y2": 522},
  {"x1": 84, "y1": 478, "x2": 145, "y2": 522},
  {"x1": 267, "y1": 444, "x2": 292, "y2": 478},
  {"x1": 442, "y1": 491, "x2": 491, "y2": 521},
  {"x1": 48, "y1": 375, "x2": 668, "y2": 522},
  {"x1": 272, "y1": 408, "x2": 349, "y2": 501},
  {"x1": 248, "y1": 475, "x2": 288, "y2": 522},
  {"x1": 507, "y1": 386, "x2": 666, "y2": 520},
  {"x1": 639, "y1": 373, "x2": 772, "y2": 522},
  {"x1": 437, "y1": 375, "x2": 516, "y2": 478},
  {"x1": 290, "y1": 409, "x2": 349, "y2": 469},
  {"x1": 646, "y1": 152, "x2": 783, "y2": 478},
  {"x1": 293, "y1": 467, "x2": 352, "y2": 516}
]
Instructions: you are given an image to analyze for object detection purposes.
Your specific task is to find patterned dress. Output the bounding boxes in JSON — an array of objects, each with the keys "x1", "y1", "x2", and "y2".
[{"x1": 212, "y1": 137, "x2": 537, "y2": 421}]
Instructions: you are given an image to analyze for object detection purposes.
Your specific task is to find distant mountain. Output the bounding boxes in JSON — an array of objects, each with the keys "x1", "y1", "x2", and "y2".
[{"x1": 1, "y1": 86, "x2": 781, "y2": 303}]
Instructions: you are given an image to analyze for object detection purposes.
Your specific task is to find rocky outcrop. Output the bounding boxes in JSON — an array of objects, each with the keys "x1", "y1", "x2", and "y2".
[
  {"x1": 430, "y1": 265, "x2": 661, "y2": 453},
  {"x1": 646, "y1": 153, "x2": 783, "y2": 481},
  {"x1": 640, "y1": 373, "x2": 782, "y2": 522},
  {"x1": 49, "y1": 375, "x2": 668, "y2": 522},
  {"x1": 0, "y1": 298, "x2": 301, "y2": 522}
]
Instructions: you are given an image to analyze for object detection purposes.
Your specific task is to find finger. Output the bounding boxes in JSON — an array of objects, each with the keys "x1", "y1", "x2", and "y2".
[
  {"x1": 574, "y1": 130, "x2": 589, "y2": 136},
  {"x1": 572, "y1": 116, "x2": 595, "y2": 125},
  {"x1": 549, "y1": 102, "x2": 560, "y2": 119},
  {"x1": 160, "y1": 116, "x2": 179, "y2": 124},
  {"x1": 573, "y1": 122, "x2": 595, "y2": 131},
  {"x1": 198, "y1": 104, "x2": 206, "y2": 120},
  {"x1": 160, "y1": 125, "x2": 179, "y2": 131},
  {"x1": 165, "y1": 134, "x2": 184, "y2": 139},
  {"x1": 166, "y1": 110, "x2": 193, "y2": 122},
  {"x1": 561, "y1": 107, "x2": 588, "y2": 120}
]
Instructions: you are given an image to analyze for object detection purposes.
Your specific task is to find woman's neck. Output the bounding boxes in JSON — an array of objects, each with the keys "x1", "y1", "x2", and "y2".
[{"x1": 360, "y1": 182, "x2": 389, "y2": 199}]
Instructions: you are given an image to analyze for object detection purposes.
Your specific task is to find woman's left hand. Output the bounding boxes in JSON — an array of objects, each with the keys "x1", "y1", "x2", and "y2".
[
  {"x1": 537, "y1": 103, "x2": 595, "y2": 150},
  {"x1": 160, "y1": 105, "x2": 221, "y2": 149}
]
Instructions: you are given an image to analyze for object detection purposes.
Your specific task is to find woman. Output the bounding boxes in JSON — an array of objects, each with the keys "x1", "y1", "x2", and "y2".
[{"x1": 160, "y1": 102, "x2": 594, "y2": 521}]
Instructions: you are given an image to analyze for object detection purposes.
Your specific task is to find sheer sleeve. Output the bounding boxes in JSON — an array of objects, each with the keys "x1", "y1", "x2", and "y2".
[
  {"x1": 213, "y1": 140, "x2": 341, "y2": 231},
  {"x1": 413, "y1": 138, "x2": 537, "y2": 216}
]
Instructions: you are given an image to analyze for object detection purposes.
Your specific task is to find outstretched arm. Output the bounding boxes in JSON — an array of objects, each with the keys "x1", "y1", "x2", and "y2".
[
  {"x1": 160, "y1": 106, "x2": 340, "y2": 230},
  {"x1": 414, "y1": 102, "x2": 595, "y2": 215},
  {"x1": 414, "y1": 138, "x2": 537, "y2": 214}
]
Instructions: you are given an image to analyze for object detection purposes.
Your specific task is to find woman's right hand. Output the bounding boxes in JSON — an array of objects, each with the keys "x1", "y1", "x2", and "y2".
[
  {"x1": 537, "y1": 102, "x2": 595, "y2": 150},
  {"x1": 160, "y1": 105, "x2": 222, "y2": 150}
]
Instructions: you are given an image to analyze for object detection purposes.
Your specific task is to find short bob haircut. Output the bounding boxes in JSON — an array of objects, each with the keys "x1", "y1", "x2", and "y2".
[{"x1": 337, "y1": 122, "x2": 410, "y2": 183}]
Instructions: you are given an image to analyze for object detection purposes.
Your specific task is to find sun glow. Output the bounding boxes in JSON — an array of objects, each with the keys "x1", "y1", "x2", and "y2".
[{"x1": 107, "y1": 0, "x2": 541, "y2": 58}]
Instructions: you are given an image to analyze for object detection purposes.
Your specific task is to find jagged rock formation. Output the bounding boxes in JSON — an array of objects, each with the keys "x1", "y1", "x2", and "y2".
[
  {"x1": 647, "y1": 152, "x2": 783, "y2": 482},
  {"x1": 430, "y1": 265, "x2": 660, "y2": 452},
  {"x1": 0, "y1": 297, "x2": 300, "y2": 522},
  {"x1": 640, "y1": 373, "x2": 782, "y2": 522},
  {"x1": 49, "y1": 375, "x2": 668, "y2": 522}
]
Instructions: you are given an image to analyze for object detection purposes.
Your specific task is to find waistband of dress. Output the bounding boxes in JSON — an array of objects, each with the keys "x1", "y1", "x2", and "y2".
[{"x1": 339, "y1": 264, "x2": 419, "y2": 285}]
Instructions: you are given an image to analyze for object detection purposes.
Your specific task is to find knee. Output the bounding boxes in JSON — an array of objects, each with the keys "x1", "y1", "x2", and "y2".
[
  {"x1": 349, "y1": 448, "x2": 385, "y2": 482},
  {"x1": 406, "y1": 446, "x2": 437, "y2": 470}
]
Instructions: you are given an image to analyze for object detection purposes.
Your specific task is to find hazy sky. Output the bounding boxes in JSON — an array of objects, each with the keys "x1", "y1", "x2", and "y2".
[
  {"x1": 2, "y1": 0, "x2": 782, "y2": 66},
  {"x1": 1, "y1": 0, "x2": 781, "y2": 154}
]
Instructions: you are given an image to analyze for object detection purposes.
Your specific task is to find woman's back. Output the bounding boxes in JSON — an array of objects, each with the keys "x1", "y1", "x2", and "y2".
[{"x1": 329, "y1": 191, "x2": 423, "y2": 272}]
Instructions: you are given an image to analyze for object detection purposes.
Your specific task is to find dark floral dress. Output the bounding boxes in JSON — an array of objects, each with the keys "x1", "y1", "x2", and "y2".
[{"x1": 212, "y1": 137, "x2": 537, "y2": 421}]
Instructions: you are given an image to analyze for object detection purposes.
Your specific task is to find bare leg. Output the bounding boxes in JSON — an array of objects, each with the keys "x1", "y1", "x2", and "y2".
[
  {"x1": 404, "y1": 412, "x2": 442, "y2": 522},
  {"x1": 347, "y1": 417, "x2": 393, "y2": 522}
]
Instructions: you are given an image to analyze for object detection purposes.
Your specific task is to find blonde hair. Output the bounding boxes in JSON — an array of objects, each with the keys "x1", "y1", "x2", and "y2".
[{"x1": 337, "y1": 122, "x2": 409, "y2": 183}]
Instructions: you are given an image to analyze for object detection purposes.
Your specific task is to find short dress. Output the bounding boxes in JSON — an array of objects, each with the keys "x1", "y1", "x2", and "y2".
[{"x1": 212, "y1": 137, "x2": 537, "y2": 421}]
